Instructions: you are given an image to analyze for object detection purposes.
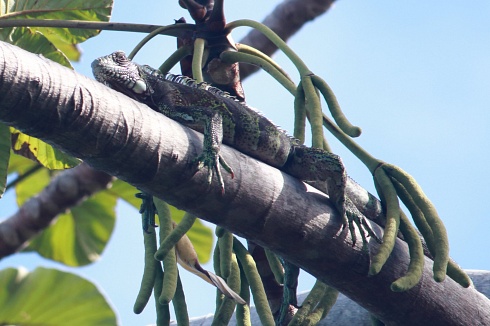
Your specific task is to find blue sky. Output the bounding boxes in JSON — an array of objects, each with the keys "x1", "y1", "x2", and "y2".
[{"x1": 1, "y1": 1, "x2": 490, "y2": 325}]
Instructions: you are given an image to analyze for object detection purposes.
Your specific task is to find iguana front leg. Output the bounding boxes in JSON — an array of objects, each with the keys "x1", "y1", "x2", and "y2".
[
  {"x1": 167, "y1": 105, "x2": 234, "y2": 193},
  {"x1": 284, "y1": 146, "x2": 381, "y2": 247}
]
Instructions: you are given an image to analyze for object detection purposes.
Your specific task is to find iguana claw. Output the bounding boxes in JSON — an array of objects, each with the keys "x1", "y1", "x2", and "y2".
[
  {"x1": 344, "y1": 198, "x2": 382, "y2": 249},
  {"x1": 194, "y1": 153, "x2": 234, "y2": 194},
  {"x1": 135, "y1": 192, "x2": 158, "y2": 233}
]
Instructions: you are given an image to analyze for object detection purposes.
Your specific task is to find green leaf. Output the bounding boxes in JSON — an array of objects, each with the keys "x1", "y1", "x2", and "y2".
[
  {"x1": 0, "y1": 267, "x2": 117, "y2": 325},
  {"x1": 0, "y1": 124, "x2": 10, "y2": 198},
  {"x1": 109, "y1": 180, "x2": 214, "y2": 263},
  {"x1": 13, "y1": 157, "x2": 48, "y2": 206},
  {"x1": 7, "y1": 150, "x2": 38, "y2": 175},
  {"x1": 24, "y1": 190, "x2": 116, "y2": 266},
  {"x1": 0, "y1": 0, "x2": 113, "y2": 61},
  {"x1": 107, "y1": 179, "x2": 141, "y2": 209},
  {"x1": 11, "y1": 128, "x2": 80, "y2": 170},
  {"x1": 11, "y1": 156, "x2": 114, "y2": 266},
  {"x1": 0, "y1": 26, "x2": 73, "y2": 68}
]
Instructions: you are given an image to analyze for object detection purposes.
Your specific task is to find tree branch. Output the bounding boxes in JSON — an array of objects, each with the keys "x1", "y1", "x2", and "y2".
[
  {"x1": 0, "y1": 19, "x2": 195, "y2": 36},
  {"x1": 0, "y1": 42, "x2": 489, "y2": 325},
  {"x1": 0, "y1": 163, "x2": 113, "y2": 257}
]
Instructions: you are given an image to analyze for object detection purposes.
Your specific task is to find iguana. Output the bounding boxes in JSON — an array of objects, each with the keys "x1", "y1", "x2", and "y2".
[{"x1": 91, "y1": 51, "x2": 379, "y2": 247}]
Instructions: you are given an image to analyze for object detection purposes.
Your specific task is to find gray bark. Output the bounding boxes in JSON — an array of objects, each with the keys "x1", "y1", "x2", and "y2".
[{"x1": 0, "y1": 42, "x2": 489, "y2": 325}]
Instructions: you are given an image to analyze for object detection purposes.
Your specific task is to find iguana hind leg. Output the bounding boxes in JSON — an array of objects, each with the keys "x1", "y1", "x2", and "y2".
[{"x1": 284, "y1": 146, "x2": 380, "y2": 247}]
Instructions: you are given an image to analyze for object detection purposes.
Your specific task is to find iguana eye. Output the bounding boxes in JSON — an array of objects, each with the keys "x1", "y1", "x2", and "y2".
[{"x1": 113, "y1": 51, "x2": 128, "y2": 64}]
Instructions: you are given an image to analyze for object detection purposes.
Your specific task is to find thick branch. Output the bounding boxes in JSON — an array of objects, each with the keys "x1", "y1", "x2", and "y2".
[{"x1": 0, "y1": 42, "x2": 489, "y2": 325}]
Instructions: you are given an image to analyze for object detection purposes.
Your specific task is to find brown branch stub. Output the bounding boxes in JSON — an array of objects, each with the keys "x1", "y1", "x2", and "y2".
[
  {"x1": 176, "y1": 0, "x2": 245, "y2": 99},
  {"x1": 179, "y1": 0, "x2": 209, "y2": 22}
]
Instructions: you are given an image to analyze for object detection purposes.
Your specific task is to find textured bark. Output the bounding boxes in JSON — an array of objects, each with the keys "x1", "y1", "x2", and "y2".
[{"x1": 0, "y1": 42, "x2": 489, "y2": 325}]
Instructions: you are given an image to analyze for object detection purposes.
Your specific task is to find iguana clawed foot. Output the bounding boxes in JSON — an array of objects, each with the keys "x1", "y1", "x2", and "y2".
[
  {"x1": 135, "y1": 191, "x2": 158, "y2": 233},
  {"x1": 343, "y1": 198, "x2": 382, "y2": 249},
  {"x1": 194, "y1": 151, "x2": 234, "y2": 194}
]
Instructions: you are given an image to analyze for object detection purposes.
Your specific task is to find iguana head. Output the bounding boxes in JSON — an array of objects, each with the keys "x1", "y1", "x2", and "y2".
[{"x1": 91, "y1": 51, "x2": 150, "y2": 98}]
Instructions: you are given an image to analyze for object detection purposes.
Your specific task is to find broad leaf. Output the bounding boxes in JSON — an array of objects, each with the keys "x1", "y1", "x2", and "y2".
[
  {"x1": 0, "y1": 267, "x2": 117, "y2": 325},
  {"x1": 7, "y1": 150, "x2": 37, "y2": 175},
  {"x1": 14, "y1": 160, "x2": 49, "y2": 207},
  {"x1": 109, "y1": 179, "x2": 213, "y2": 263},
  {"x1": 0, "y1": 124, "x2": 10, "y2": 198},
  {"x1": 0, "y1": 0, "x2": 113, "y2": 60},
  {"x1": 0, "y1": 1, "x2": 112, "y2": 173},
  {"x1": 11, "y1": 128, "x2": 80, "y2": 169},
  {"x1": 12, "y1": 163, "x2": 115, "y2": 266},
  {"x1": 108, "y1": 178, "x2": 141, "y2": 208},
  {"x1": 24, "y1": 190, "x2": 116, "y2": 266},
  {"x1": 0, "y1": 26, "x2": 72, "y2": 67}
]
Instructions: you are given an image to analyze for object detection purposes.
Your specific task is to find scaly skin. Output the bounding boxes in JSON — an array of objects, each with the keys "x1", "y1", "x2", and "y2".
[{"x1": 91, "y1": 51, "x2": 379, "y2": 247}]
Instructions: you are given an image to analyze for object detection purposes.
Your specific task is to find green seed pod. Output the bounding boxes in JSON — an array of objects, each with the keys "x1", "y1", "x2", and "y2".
[
  {"x1": 310, "y1": 74, "x2": 361, "y2": 137},
  {"x1": 289, "y1": 280, "x2": 327, "y2": 325},
  {"x1": 213, "y1": 244, "x2": 225, "y2": 308},
  {"x1": 305, "y1": 285, "x2": 339, "y2": 325},
  {"x1": 385, "y1": 164, "x2": 449, "y2": 282},
  {"x1": 154, "y1": 199, "x2": 178, "y2": 305},
  {"x1": 370, "y1": 167, "x2": 401, "y2": 275},
  {"x1": 236, "y1": 266, "x2": 251, "y2": 326},
  {"x1": 153, "y1": 266, "x2": 170, "y2": 326},
  {"x1": 301, "y1": 76, "x2": 323, "y2": 149},
  {"x1": 172, "y1": 275, "x2": 189, "y2": 326},
  {"x1": 390, "y1": 212, "x2": 424, "y2": 292},
  {"x1": 446, "y1": 260, "x2": 472, "y2": 288},
  {"x1": 264, "y1": 249, "x2": 284, "y2": 284},
  {"x1": 218, "y1": 230, "x2": 233, "y2": 279},
  {"x1": 212, "y1": 254, "x2": 241, "y2": 325},
  {"x1": 233, "y1": 238, "x2": 275, "y2": 326},
  {"x1": 293, "y1": 81, "x2": 306, "y2": 144},
  {"x1": 133, "y1": 227, "x2": 159, "y2": 314},
  {"x1": 155, "y1": 213, "x2": 196, "y2": 261},
  {"x1": 215, "y1": 226, "x2": 226, "y2": 238}
]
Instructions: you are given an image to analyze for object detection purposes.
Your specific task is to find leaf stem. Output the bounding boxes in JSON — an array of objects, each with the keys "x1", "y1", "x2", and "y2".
[
  {"x1": 225, "y1": 19, "x2": 310, "y2": 75},
  {"x1": 192, "y1": 38, "x2": 206, "y2": 82},
  {"x1": 128, "y1": 25, "x2": 193, "y2": 60},
  {"x1": 0, "y1": 19, "x2": 195, "y2": 35},
  {"x1": 5, "y1": 164, "x2": 42, "y2": 191}
]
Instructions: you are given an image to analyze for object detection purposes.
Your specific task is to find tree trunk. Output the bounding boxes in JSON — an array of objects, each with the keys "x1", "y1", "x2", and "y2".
[{"x1": 0, "y1": 42, "x2": 489, "y2": 325}]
